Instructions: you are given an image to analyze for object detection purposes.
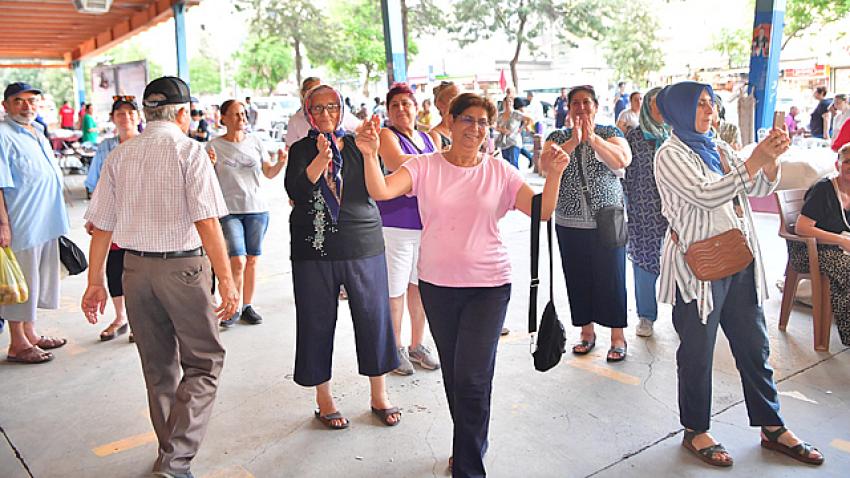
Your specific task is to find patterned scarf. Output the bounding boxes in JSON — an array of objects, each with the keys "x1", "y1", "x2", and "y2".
[
  {"x1": 305, "y1": 85, "x2": 346, "y2": 223},
  {"x1": 639, "y1": 87, "x2": 671, "y2": 148}
]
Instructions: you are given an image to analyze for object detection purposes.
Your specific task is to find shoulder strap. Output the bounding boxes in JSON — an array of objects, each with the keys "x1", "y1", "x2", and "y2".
[{"x1": 529, "y1": 194, "x2": 554, "y2": 334}]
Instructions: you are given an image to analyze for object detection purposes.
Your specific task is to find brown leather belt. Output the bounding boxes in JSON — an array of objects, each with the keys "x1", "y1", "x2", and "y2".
[{"x1": 125, "y1": 247, "x2": 204, "y2": 259}]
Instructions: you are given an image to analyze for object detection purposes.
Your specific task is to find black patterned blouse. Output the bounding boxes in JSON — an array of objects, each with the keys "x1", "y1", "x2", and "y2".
[
  {"x1": 546, "y1": 125, "x2": 625, "y2": 229},
  {"x1": 623, "y1": 127, "x2": 668, "y2": 274}
]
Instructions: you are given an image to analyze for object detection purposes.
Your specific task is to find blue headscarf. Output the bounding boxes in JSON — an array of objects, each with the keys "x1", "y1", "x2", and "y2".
[
  {"x1": 656, "y1": 81, "x2": 722, "y2": 174},
  {"x1": 304, "y1": 85, "x2": 346, "y2": 223}
]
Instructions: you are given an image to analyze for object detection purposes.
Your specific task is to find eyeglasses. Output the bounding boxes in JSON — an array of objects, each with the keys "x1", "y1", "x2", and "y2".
[
  {"x1": 113, "y1": 95, "x2": 136, "y2": 102},
  {"x1": 455, "y1": 114, "x2": 490, "y2": 129},
  {"x1": 309, "y1": 103, "x2": 341, "y2": 115},
  {"x1": 11, "y1": 97, "x2": 39, "y2": 106}
]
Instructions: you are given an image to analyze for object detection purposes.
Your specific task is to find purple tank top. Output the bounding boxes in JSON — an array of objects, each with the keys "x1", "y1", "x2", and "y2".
[{"x1": 377, "y1": 128, "x2": 435, "y2": 229}]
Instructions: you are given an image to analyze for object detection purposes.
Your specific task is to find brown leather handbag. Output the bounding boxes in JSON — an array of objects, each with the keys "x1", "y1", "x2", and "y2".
[{"x1": 674, "y1": 229, "x2": 753, "y2": 281}]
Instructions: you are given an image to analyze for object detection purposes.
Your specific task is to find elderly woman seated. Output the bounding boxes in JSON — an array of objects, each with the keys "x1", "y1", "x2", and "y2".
[{"x1": 791, "y1": 143, "x2": 850, "y2": 348}]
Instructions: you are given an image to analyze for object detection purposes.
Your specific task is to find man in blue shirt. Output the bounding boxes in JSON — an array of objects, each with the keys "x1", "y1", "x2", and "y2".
[
  {"x1": 614, "y1": 81, "x2": 630, "y2": 122},
  {"x1": 0, "y1": 82, "x2": 70, "y2": 364}
]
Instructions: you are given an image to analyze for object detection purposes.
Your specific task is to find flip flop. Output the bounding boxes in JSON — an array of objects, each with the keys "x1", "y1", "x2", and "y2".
[
  {"x1": 100, "y1": 323, "x2": 129, "y2": 341},
  {"x1": 371, "y1": 406, "x2": 401, "y2": 427},
  {"x1": 6, "y1": 346, "x2": 53, "y2": 364},
  {"x1": 314, "y1": 409, "x2": 349, "y2": 430},
  {"x1": 35, "y1": 336, "x2": 67, "y2": 350},
  {"x1": 682, "y1": 430, "x2": 733, "y2": 467},
  {"x1": 761, "y1": 426, "x2": 824, "y2": 465},
  {"x1": 606, "y1": 344, "x2": 627, "y2": 362},
  {"x1": 571, "y1": 334, "x2": 596, "y2": 355}
]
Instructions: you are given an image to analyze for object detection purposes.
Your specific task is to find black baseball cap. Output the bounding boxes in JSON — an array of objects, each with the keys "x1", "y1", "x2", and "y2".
[
  {"x1": 4, "y1": 82, "x2": 42, "y2": 100},
  {"x1": 142, "y1": 76, "x2": 191, "y2": 108}
]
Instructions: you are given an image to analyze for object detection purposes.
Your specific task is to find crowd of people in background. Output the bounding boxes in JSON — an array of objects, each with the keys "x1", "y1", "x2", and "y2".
[{"x1": 5, "y1": 72, "x2": 850, "y2": 478}]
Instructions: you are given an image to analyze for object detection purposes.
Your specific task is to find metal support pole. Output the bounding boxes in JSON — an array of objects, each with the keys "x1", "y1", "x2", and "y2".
[
  {"x1": 72, "y1": 60, "x2": 85, "y2": 108},
  {"x1": 173, "y1": 1, "x2": 189, "y2": 84},
  {"x1": 747, "y1": 0, "x2": 786, "y2": 136},
  {"x1": 380, "y1": 0, "x2": 407, "y2": 86}
]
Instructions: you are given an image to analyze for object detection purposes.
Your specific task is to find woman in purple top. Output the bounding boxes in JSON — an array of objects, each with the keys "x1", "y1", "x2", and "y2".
[{"x1": 377, "y1": 83, "x2": 441, "y2": 375}]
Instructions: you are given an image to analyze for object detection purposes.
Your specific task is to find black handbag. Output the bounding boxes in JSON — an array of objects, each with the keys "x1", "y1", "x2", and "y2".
[
  {"x1": 58, "y1": 235, "x2": 88, "y2": 276},
  {"x1": 575, "y1": 159, "x2": 628, "y2": 248},
  {"x1": 529, "y1": 194, "x2": 566, "y2": 372}
]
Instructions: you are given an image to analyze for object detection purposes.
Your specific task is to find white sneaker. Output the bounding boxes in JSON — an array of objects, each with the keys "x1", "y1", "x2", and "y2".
[
  {"x1": 636, "y1": 318, "x2": 654, "y2": 337},
  {"x1": 393, "y1": 347, "x2": 415, "y2": 375},
  {"x1": 409, "y1": 343, "x2": 441, "y2": 370}
]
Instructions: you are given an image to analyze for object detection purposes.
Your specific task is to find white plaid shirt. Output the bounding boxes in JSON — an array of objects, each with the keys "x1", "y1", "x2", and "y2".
[{"x1": 85, "y1": 121, "x2": 228, "y2": 252}]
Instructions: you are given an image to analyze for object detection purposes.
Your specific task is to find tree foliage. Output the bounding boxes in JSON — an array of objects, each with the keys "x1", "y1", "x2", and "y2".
[
  {"x1": 602, "y1": 2, "x2": 663, "y2": 86},
  {"x1": 320, "y1": 0, "x2": 387, "y2": 96},
  {"x1": 710, "y1": 27, "x2": 750, "y2": 69},
  {"x1": 0, "y1": 68, "x2": 73, "y2": 106},
  {"x1": 189, "y1": 56, "x2": 221, "y2": 95},
  {"x1": 784, "y1": 0, "x2": 850, "y2": 49},
  {"x1": 239, "y1": 0, "x2": 328, "y2": 86},
  {"x1": 234, "y1": 34, "x2": 294, "y2": 95},
  {"x1": 449, "y1": 0, "x2": 611, "y2": 91}
]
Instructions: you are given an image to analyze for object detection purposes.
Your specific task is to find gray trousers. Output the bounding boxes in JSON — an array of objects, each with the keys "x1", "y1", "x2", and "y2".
[{"x1": 123, "y1": 253, "x2": 225, "y2": 474}]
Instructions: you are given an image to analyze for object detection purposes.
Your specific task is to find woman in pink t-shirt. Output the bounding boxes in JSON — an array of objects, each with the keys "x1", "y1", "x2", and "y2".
[{"x1": 357, "y1": 93, "x2": 569, "y2": 477}]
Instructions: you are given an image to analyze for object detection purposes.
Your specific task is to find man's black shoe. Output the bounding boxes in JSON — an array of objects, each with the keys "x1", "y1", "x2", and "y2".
[{"x1": 240, "y1": 306, "x2": 263, "y2": 325}]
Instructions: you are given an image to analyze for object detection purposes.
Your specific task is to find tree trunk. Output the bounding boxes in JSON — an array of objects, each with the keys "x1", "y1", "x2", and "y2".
[
  {"x1": 294, "y1": 37, "x2": 303, "y2": 88},
  {"x1": 363, "y1": 65, "x2": 372, "y2": 97},
  {"x1": 510, "y1": 13, "x2": 527, "y2": 92}
]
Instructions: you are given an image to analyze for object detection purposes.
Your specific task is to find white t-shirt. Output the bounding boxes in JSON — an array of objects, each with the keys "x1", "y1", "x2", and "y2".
[
  {"x1": 208, "y1": 134, "x2": 268, "y2": 214},
  {"x1": 617, "y1": 109, "x2": 640, "y2": 132}
]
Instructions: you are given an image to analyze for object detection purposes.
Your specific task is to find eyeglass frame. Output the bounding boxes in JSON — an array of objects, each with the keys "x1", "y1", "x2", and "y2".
[
  {"x1": 309, "y1": 103, "x2": 341, "y2": 115},
  {"x1": 453, "y1": 113, "x2": 491, "y2": 130}
]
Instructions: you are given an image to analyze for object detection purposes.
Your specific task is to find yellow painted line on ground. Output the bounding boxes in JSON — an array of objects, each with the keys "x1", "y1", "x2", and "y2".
[
  {"x1": 829, "y1": 438, "x2": 850, "y2": 454},
  {"x1": 201, "y1": 465, "x2": 256, "y2": 478},
  {"x1": 566, "y1": 359, "x2": 641, "y2": 386},
  {"x1": 91, "y1": 431, "x2": 156, "y2": 457}
]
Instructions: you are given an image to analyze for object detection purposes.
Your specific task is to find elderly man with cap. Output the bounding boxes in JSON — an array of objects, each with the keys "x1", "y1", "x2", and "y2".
[
  {"x1": 82, "y1": 76, "x2": 239, "y2": 478},
  {"x1": 0, "y1": 82, "x2": 70, "y2": 364}
]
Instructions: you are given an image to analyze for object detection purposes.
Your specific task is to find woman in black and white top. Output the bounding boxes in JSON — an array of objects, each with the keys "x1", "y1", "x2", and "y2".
[
  {"x1": 654, "y1": 81, "x2": 823, "y2": 468},
  {"x1": 792, "y1": 143, "x2": 850, "y2": 347}
]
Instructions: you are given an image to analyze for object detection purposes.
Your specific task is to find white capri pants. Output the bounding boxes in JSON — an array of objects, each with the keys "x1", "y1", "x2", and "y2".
[{"x1": 382, "y1": 227, "x2": 421, "y2": 298}]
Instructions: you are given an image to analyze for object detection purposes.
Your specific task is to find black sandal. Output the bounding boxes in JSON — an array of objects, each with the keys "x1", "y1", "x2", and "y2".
[
  {"x1": 681, "y1": 430, "x2": 733, "y2": 467},
  {"x1": 571, "y1": 334, "x2": 596, "y2": 355},
  {"x1": 761, "y1": 426, "x2": 824, "y2": 465}
]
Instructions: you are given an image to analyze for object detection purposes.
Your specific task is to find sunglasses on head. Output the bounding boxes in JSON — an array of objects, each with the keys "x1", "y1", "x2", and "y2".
[{"x1": 113, "y1": 95, "x2": 136, "y2": 102}]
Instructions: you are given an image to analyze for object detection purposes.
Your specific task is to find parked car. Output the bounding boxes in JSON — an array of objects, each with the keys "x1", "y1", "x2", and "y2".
[{"x1": 252, "y1": 96, "x2": 300, "y2": 140}]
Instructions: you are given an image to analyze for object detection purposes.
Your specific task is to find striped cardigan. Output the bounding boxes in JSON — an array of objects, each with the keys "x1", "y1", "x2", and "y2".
[{"x1": 653, "y1": 135, "x2": 779, "y2": 322}]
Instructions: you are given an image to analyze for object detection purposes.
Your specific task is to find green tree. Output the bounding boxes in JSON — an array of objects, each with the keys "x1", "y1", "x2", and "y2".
[
  {"x1": 239, "y1": 0, "x2": 328, "y2": 87},
  {"x1": 710, "y1": 27, "x2": 750, "y2": 69},
  {"x1": 320, "y1": 0, "x2": 387, "y2": 96},
  {"x1": 603, "y1": 3, "x2": 663, "y2": 86},
  {"x1": 450, "y1": 0, "x2": 612, "y2": 91},
  {"x1": 784, "y1": 0, "x2": 850, "y2": 50},
  {"x1": 0, "y1": 68, "x2": 73, "y2": 107},
  {"x1": 189, "y1": 56, "x2": 222, "y2": 95},
  {"x1": 234, "y1": 34, "x2": 294, "y2": 94}
]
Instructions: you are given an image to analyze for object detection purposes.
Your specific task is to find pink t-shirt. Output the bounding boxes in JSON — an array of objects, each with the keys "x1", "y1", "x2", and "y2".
[{"x1": 402, "y1": 152, "x2": 525, "y2": 287}]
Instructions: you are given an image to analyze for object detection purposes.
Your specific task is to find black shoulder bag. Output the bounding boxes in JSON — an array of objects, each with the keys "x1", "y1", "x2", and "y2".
[
  {"x1": 58, "y1": 236, "x2": 88, "y2": 276},
  {"x1": 529, "y1": 194, "x2": 566, "y2": 372},
  {"x1": 576, "y1": 156, "x2": 627, "y2": 248}
]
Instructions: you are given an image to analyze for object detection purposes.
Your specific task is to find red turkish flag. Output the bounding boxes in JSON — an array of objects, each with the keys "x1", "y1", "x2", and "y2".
[{"x1": 499, "y1": 70, "x2": 507, "y2": 92}]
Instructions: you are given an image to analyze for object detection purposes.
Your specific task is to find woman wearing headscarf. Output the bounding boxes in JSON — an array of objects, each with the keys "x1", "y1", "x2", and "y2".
[
  {"x1": 377, "y1": 83, "x2": 440, "y2": 375},
  {"x1": 358, "y1": 92, "x2": 570, "y2": 478},
  {"x1": 284, "y1": 84, "x2": 400, "y2": 429},
  {"x1": 544, "y1": 85, "x2": 632, "y2": 362},
  {"x1": 654, "y1": 81, "x2": 823, "y2": 467},
  {"x1": 623, "y1": 87, "x2": 669, "y2": 338},
  {"x1": 207, "y1": 99, "x2": 286, "y2": 327}
]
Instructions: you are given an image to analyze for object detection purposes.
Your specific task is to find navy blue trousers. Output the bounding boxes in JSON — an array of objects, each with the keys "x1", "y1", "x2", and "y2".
[
  {"x1": 291, "y1": 254, "x2": 398, "y2": 387},
  {"x1": 419, "y1": 281, "x2": 511, "y2": 478},
  {"x1": 673, "y1": 264, "x2": 783, "y2": 432}
]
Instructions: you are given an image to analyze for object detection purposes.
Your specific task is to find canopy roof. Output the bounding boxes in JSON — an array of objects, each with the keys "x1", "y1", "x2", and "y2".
[{"x1": 0, "y1": 0, "x2": 198, "y2": 65}]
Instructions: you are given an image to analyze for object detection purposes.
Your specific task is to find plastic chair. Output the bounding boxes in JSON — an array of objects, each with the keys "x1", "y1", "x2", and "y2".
[{"x1": 775, "y1": 190, "x2": 833, "y2": 351}]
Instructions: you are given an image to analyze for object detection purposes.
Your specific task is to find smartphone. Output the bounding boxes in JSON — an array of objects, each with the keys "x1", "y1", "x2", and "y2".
[{"x1": 773, "y1": 110, "x2": 786, "y2": 130}]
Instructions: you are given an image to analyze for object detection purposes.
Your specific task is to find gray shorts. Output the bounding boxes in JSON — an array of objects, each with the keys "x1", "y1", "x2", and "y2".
[{"x1": 0, "y1": 238, "x2": 60, "y2": 322}]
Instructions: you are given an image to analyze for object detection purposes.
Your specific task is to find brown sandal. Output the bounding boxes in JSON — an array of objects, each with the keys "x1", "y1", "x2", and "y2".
[
  {"x1": 35, "y1": 336, "x2": 67, "y2": 350},
  {"x1": 371, "y1": 406, "x2": 401, "y2": 426},
  {"x1": 6, "y1": 346, "x2": 54, "y2": 364},
  {"x1": 100, "y1": 322, "x2": 128, "y2": 341},
  {"x1": 314, "y1": 409, "x2": 349, "y2": 430},
  {"x1": 761, "y1": 426, "x2": 824, "y2": 465},
  {"x1": 682, "y1": 430, "x2": 733, "y2": 467}
]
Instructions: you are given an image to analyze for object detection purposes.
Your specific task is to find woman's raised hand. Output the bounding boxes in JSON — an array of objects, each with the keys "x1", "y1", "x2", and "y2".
[
  {"x1": 571, "y1": 116, "x2": 584, "y2": 145},
  {"x1": 207, "y1": 147, "x2": 217, "y2": 164},
  {"x1": 355, "y1": 115, "x2": 381, "y2": 157},
  {"x1": 313, "y1": 133, "x2": 333, "y2": 171},
  {"x1": 541, "y1": 143, "x2": 571, "y2": 175},
  {"x1": 752, "y1": 128, "x2": 790, "y2": 166},
  {"x1": 276, "y1": 148, "x2": 288, "y2": 165}
]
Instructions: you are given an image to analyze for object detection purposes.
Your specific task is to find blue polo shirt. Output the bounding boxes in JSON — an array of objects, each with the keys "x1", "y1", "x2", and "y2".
[{"x1": 0, "y1": 119, "x2": 69, "y2": 252}]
